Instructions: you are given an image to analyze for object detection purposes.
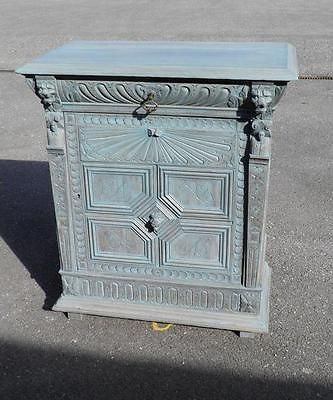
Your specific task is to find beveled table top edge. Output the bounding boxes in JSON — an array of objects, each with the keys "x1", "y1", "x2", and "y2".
[{"x1": 15, "y1": 41, "x2": 298, "y2": 81}]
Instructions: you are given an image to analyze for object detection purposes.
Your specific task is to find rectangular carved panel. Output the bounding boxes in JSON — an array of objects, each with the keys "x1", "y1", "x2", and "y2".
[
  {"x1": 160, "y1": 221, "x2": 231, "y2": 270},
  {"x1": 88, "y1": 218, "x2": 154, "y2": 264},
  {"x1": 158, "y1": 166, "x2": 232, "y2": 219},
  {"x1": 83, "y1": 164, "x2": 154, "y2": 214}
]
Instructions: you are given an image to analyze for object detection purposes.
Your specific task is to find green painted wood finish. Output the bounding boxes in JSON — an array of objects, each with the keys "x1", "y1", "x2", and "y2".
[
  {"x1": 16, "y1": 41, "x2": 298, "y2": 81},
  {"x1": 16, "y1": 42, "x2": 298, "y2": 335}
]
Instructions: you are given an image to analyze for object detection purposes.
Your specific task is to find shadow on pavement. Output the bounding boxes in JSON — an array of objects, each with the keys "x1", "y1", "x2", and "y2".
[
  {"x1": 0, "y1": 339, "x2": 330, "y2": 400},
  {"x1": 0, "y1": 159, "x2": 62, "y2": 308}
]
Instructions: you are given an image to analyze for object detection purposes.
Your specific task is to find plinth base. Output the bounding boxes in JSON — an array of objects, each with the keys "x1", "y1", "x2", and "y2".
[{"x1": 54, "y1": 264, "x2": 271, "y2": 335}]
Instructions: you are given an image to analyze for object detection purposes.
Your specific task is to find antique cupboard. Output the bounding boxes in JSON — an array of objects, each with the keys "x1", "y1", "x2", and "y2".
[{"x1": 16, "y1": 41, "x2": 298, "y2": 335}]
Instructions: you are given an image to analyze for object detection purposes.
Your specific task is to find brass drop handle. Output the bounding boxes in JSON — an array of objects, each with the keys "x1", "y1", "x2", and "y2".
[{"x1": 141, "y1": 92, "x2": 158, "y2": 113}]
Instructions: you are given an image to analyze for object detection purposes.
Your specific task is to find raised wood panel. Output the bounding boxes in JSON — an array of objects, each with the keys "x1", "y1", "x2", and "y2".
[
  {"x1": 158, "y1": 166, "x2": 232, "y2": 219},
  {"x1": 160, "y1": 221, "x2": 231, "y2": 270},
  {"x1": 83, "y1": 164, "x2": 154, "y2": 214},
  {"x1": 88, "y1": 218, "x2": 154, "y2": 264}
]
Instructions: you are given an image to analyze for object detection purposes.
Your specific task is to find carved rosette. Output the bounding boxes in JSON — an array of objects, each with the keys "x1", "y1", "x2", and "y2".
[{"x1": 34, "y1": 77, "x2": 65, "y2": 149}]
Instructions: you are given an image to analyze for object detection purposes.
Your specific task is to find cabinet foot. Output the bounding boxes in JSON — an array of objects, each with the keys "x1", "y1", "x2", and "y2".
[
  {"x1": 67, "y1": 312, "x2": 85, "y2": 321},
  {"x1": 238, "y1": 331, "x2": 256, "y2": 338}
]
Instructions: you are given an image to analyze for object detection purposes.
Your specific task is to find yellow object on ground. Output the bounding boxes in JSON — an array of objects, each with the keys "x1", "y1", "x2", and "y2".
[{"x1": 151, "y1": 322, "x2": 173, "y2": 332}]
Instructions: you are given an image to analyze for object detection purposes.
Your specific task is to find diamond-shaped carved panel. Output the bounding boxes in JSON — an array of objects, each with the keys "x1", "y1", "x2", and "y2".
[{"x1": 136, "y1": 198, "x2": 178, "y2": 235}]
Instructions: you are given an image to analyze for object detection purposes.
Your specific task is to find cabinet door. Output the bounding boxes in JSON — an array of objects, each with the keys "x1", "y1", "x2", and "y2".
[
  {"x1": 84, "y1": 164, "x2": 156, "y2": 266},
  {"x1": 157, "y1": 165, "x2": 232, "y2": 272},
  {"x1": 65, "y1": 113, "x2": 246, "y2": 285}
]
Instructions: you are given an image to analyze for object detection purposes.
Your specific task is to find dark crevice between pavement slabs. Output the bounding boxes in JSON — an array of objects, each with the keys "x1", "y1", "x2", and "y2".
[
  {"x1": 0, "y1": 339, "x2": 331, "y2": 400},
  {"x1": 0, "y1": 160, "x2": 62, "y2": 309}
]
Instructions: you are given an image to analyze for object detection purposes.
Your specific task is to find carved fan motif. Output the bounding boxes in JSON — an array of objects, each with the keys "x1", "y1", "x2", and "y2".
[{"x1": 80, "y1": 127, "x2": 234, "y2": 165}]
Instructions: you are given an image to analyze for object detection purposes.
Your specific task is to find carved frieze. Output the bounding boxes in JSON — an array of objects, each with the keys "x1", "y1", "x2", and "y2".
[
  {"x1": 61, "y1": 274, "x2": 261, "y2": 314},
  {"x1": 57, "y1": 80, "x2": 250, "y2": 109},
  {"x1": 87, "y1": 261, "x2": 230, "y2": 283}
]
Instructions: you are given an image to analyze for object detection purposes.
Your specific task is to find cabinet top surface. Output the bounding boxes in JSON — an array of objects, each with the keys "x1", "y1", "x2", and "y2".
[{"x1": 16, "y1": 41, "x2": 298, "y2": 81}]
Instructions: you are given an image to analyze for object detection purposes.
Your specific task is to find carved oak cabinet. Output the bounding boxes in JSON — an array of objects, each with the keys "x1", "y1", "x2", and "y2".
[{"x1": 17, "y1": 41, "x2": 297, "y2": 334}]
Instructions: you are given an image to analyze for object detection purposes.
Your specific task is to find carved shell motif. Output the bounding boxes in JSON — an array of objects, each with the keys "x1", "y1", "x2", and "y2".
[{"x1": 79, "y1": 126, "x2": 235, "y2": 166}]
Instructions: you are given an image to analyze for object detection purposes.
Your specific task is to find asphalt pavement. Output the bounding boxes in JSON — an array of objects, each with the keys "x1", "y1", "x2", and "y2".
[{"x1": 0, "y1": 1, "x2": 332, "y2": 399}]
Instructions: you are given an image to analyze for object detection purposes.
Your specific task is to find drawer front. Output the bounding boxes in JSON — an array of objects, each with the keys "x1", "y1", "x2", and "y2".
[
  {"x1": 65, "y1": 113, "x2": 246, "y2": 284},
  {"x1": 78, "y1": 114, "x2": 236, "y2": 166},
  {"x1": 58, "y1": 79, "x2": 250, "y2": 111}
]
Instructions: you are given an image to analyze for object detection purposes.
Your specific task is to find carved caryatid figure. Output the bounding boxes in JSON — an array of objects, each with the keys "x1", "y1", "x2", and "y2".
[
  {"x1": 34, "y1": 78, "x2": 64, "y2": 148},
  {"x1": 250, "y1": 118, "x2": 272, "y2": 157}
]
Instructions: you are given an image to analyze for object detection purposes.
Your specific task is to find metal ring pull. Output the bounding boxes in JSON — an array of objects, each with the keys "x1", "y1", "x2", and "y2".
[{"x1": 141, "y1": 92, "x2": 158, "y2": 113}]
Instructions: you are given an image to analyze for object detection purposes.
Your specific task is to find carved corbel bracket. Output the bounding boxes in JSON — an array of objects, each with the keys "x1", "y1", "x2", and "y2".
[
  {"x1": 34, "y1": 76, "x2": 65, "y2": 149},
  {"x1": 250, "y1": 84, "x2": 274, "y2": 114},
  {"x1": 249, "y1": 84, "x2": 275, "y2": 158}
]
